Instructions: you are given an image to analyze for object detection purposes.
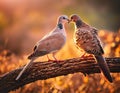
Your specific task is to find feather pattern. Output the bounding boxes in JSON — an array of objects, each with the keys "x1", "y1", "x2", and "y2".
[
  {"x1": 70, "y1": 14, "x2": 113, "y2": 82},
  {"x1": 75, "y1": 27, "x2": 104, "y2": 55}
]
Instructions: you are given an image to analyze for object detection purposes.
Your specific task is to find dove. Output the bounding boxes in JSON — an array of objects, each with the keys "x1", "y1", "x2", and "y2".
[
  {"x1": 16, "y1": 15, "x2": 69, "y2": 80},
  {"x1": 69, "y1": 14, "x2": 113, "y2": 82}
]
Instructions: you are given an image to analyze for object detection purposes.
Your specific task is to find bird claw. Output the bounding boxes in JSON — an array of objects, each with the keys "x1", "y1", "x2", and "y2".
[
  {"x1": 80, "y1": 53, "x2": 87, "y2": 58},
  {"x1": 81, "y1": 53, "x2": 93, "y2": 58},
  {"x1": 53, "y1": 60, "x2": 62, "y2": 66},
  {"x1": 48, "y1": 59, "x2": 54, "y2": 62},
  {"x1": 85, "y1": 54, "x2": 94, "y2": 58},
  {"x1": 48, "y1": 59, "x2": 60, "y2": 62},
  {"x1": 47, "y1": 58, "x2": 62, "y2": 66},
  {"x1": 53, "y1": 60, "x2": 63, "y2": 62}
]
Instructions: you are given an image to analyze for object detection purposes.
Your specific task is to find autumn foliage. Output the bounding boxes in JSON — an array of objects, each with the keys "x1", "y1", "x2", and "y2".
[{"x1": 0, "y1": 1, "x2": 120, "y2": 93}]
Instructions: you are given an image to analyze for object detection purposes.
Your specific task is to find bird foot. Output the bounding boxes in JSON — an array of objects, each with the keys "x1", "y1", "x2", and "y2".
[
  {"x1": 48, "y1": 59, "x2": 62, "y2": 62},
  {"x1": 80, "y1": 53, "x2": 93, "y2": 58},
  {"x1": 53, "y1": 60, "x2": 63, "y2": 66},
  {"x1": 48, "y1": 59, "x2": 55, "y2": 62},
  {"x1": 85, "y1": 54, "x2": 93, "y2": 58},
  {"x1": 80, "y1": 53, "x2": 87, "y2": 58},
  {"x1": 53, "y1": 60, "x2": 63, "y2": 62}
]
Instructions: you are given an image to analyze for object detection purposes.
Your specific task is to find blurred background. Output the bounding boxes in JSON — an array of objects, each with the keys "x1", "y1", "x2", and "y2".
[{"x1": 0, "y1": 0, "x2": 120, "y2": 93}]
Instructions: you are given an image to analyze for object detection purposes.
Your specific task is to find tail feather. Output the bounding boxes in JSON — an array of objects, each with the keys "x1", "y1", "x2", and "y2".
[
  {"x1": 15, "y1": 59, "x2": 35, "y2": 80},
  {"x1": 94, "y1": 55, "x2": 113, "y2": 83}
]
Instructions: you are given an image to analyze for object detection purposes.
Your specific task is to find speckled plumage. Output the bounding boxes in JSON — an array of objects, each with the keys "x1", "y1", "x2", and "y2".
[
  {"x1": 70, "y1": 14, "x2": 113, "y2": 82},
  {"x1": 74, "y1": 24, "x2": 104, "y2": 55}
]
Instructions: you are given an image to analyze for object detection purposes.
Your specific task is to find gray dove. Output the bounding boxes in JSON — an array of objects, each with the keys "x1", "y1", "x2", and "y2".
[
  {"x1": 16, "y1": 15, "x2": 69, "y2": 80},
  {"x1": 69, "y1": 14, "x2": 113, "y2": 82}
]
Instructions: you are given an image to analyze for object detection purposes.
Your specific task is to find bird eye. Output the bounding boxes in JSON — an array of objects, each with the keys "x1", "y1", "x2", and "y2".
[
  {"x1": 63, "y1": 17, "x2": 66, "y2": 19},
  {"x1": 71, "y1": 17, "x2": 73, "y2": 19}
]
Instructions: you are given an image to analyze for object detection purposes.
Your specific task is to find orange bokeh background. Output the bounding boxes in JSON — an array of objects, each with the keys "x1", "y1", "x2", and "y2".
[{"x1": 0, "y1": 0, "x2": 120, "y2": 93}]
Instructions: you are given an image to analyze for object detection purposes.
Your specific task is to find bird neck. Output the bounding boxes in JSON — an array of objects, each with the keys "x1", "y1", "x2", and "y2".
[
  {"x1": 57, "y1": 23, "x2": 64, "y2": 29},
  {"x1": 75, "y1": 20, "x2": 82, "y2": 28},
  {"x1": 75, "y1": 20, "x2": 90, "y2": 29}
]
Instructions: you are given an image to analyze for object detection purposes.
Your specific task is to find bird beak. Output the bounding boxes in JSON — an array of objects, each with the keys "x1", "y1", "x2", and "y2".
[{"x1": 68, "y1": 19, "x2": 71, "y2": 23}]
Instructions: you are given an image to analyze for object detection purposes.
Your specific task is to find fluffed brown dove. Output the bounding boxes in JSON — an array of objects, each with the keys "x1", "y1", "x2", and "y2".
[{"x1": 69, "y1": 14, "x2": 113, "y2": 82}]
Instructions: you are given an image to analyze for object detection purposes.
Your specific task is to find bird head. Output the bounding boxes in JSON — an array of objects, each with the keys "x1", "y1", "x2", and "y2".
[
  {"x1": 69, "y1": 14, "x2": 83, "y2": 28},
  {"x1": 58, "y1": 15, "x2": 69, "y2": 24},
  {"x1": 69, "y1": 14, "x2": 81, "y2": 23}
]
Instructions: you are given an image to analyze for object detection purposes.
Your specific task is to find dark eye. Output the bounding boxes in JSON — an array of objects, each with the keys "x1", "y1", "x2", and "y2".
[
  {"x1": 63, "y1": 17, "x2": 66, "y2": 19},
  {"x1": 71, "y1": 17, "x2": 73, "y2": 19}
]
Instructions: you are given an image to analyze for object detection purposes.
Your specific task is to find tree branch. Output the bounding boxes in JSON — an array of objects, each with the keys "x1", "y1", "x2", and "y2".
[{"x1": 0, "y1": 57, "x2": 120, "y2": 92}]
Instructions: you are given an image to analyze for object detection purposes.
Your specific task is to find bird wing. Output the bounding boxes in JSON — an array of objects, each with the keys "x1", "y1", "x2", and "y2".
[
  {"x1": 91, "y1": 28, "x2": 104, "y2": 54},
  {"x1": 76, "y1": 28, "x2": 104, "y2": 55},
  {"x1": 28, "y1": 31, "x2": 66, "y2": 59}
]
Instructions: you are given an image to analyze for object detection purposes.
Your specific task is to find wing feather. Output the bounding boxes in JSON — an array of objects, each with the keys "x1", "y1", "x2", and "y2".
[
  {"x1": 76, "y1": 28, "x2": 104, "y2": 55},
  {"x1": 28, "y1": 31, "x2": 66, "y2": 59}
]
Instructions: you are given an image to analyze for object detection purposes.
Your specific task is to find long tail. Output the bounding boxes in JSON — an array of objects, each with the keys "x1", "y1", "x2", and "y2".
[
  {"x1": 94, "y1": 55, "x2": 113, "y2": 83},
  {"x1": 15, "y1": 58, "x2": 35, "y2": 80}
]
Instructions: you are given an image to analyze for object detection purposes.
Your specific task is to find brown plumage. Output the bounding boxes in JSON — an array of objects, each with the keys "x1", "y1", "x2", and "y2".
[{"x1": 70, "y1": 14, "x2": 113, "y2": 82}]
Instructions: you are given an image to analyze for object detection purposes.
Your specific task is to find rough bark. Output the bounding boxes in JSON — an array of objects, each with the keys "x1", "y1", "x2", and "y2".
[{"x1": 0, "y1": 57, "x2": 120, "y2": 92}]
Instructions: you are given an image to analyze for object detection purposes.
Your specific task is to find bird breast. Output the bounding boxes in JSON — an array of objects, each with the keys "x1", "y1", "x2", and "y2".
[
  {"x1": 74, "y1": 29, "x2": 95, "y2": 52},
  {"x1": 75, "y1": 30, "x2": 91, "y2": 45}
]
